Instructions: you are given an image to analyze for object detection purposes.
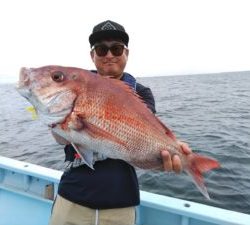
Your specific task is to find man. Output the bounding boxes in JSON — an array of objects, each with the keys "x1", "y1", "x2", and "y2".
[{"x1": 49, "y1": 20, "x2": 191, "y2": 225}]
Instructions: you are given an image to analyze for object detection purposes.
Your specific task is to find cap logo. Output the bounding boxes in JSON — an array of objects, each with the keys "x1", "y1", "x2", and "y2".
[{"x1": 101, "y1": 22, "x2": 116, "y2": 30}]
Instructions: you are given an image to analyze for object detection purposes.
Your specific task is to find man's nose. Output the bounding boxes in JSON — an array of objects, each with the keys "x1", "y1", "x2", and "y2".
[{"x1": 105, "y1": 50, "x2": 114, "y2": 57}]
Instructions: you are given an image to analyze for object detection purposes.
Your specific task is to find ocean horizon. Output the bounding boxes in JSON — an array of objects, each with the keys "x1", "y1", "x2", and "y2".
[{"x1": 1, "y1": 69, "x2": 250, "y2": 84}]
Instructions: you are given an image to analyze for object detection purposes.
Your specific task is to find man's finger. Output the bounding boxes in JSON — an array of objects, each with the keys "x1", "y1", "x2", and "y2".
[
  {"x1": 161, "y1": 151, "x2": 173, "y2": 171},
  {"x1": 172, "y1": 155, "x2": 182, "y2": 173},
  {"x1": 177, "y1": 141, "x2": 192, "y2": 154}
]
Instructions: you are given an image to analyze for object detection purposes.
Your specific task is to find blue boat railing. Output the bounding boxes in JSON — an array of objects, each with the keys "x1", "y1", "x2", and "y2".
[{"x1": 0, "y1": 156, "x2": 249, "y2": 225}]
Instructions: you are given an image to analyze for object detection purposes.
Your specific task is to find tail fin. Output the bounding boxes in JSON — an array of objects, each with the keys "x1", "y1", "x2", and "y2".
[{"x1": 186, "y1": 153, "x2": 220, "y2": 199}]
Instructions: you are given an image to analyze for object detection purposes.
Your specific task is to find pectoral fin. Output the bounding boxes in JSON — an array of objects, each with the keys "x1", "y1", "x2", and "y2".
[
  {"x1": 71, "y1": 143, "x2": 95, "y2": 170},
  {"x1": 51, "y1": 129, "x2": 70, "y2": 145},
  {"x1": 70, "y1": 113, "x2": 126, "y2": 147}
]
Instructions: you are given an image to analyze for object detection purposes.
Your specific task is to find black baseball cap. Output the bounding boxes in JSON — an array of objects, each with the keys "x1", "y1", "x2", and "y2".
[{"x1": 89, "y1": 20, "x2": 129, "y2": 47}]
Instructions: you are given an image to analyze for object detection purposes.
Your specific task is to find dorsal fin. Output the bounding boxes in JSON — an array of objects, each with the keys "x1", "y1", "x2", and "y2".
[
  {"x1": 103, "y1": 76, "x2": 154, "y2": 112},
  {"x1": 154, "y1": 116, "x2": 177, "y2": 141}
]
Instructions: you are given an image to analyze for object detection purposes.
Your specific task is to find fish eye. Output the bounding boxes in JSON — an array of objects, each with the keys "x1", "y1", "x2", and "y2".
[{"x1": 51, "y1": 71, "x2": 64, "y2": 82}]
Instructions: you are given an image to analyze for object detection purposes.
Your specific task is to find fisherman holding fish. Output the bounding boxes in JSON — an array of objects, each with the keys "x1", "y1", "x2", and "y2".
[
  {"x1": 50, "y1": 20, "x2": 192, "y2": 225},
  {"x1": 17, "y1": 20, "x2": 219, "y2": 225}
]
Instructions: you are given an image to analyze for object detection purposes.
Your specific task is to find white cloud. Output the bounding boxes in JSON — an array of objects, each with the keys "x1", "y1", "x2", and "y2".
[{"x1": 0, "y1": 0, "x2": 250, "y2": 80}]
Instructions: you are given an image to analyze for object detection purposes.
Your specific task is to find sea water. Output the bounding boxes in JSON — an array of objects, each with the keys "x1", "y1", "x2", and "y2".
[{"x1": 0, "y1": 71, "x2": 249, "y2": 214}]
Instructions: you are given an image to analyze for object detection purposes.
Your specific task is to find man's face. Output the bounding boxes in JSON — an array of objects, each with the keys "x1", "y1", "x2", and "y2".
[{"x1": 90, "y1": 40, "x2": 129, "y2": 80}]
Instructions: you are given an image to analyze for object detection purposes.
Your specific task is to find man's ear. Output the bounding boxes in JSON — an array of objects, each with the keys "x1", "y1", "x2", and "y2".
[
  {"x1": 90, "y1": 50, "x2": 94, "y2": 61},
  {"x1": 125, "y1": 48, "x2": 129, "y2": 57}
]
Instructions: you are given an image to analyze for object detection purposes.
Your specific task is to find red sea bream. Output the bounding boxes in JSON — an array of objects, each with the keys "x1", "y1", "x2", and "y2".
[{"x1": 16, "y1": 65, "x2": 220, "y2": 199}]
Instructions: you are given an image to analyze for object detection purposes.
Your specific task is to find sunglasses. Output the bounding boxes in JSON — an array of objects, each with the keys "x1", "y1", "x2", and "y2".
[{"x1": 93, "y1": 43, "x2": 127, "y2": 57}]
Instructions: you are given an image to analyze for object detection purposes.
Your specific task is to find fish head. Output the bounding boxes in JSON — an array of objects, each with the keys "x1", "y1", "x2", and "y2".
[{"x1": 16, "y1": 65, "x2": 90, "y2": 126}]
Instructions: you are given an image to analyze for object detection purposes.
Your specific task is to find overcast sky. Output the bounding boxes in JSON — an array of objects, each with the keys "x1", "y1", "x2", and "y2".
[{"x1": 0, "y1": 0, "x2": 250, "y2": 82}]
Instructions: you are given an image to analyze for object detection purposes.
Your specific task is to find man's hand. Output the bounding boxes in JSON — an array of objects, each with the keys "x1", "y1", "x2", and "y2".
[{"x1": 161, "y1": 141, "x2": 192, "y2": 173}]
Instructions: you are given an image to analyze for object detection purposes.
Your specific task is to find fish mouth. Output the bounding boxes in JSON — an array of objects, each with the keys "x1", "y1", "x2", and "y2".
[
  {"x1": 16, "y1": 67, "x2": 32, "y2": 98},
  {"x1": 16, "y1": 67, "x2": 30, "y2": 89}
]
